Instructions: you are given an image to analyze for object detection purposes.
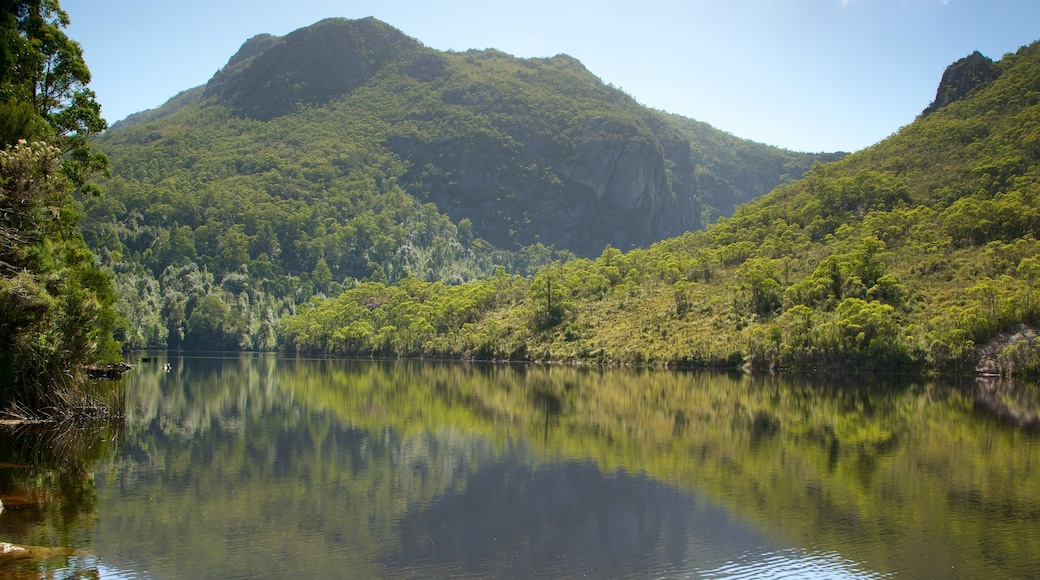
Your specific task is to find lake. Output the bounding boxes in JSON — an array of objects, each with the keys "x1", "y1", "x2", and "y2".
[{"x1": 1, "y1": 354, "x2": 1038, "y2": 578}]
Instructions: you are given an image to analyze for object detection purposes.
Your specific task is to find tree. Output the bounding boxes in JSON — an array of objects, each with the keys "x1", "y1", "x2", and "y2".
[
  {"x1": 850, "y1": 236, "x2": 886, "y2": 288},
  {"x1": 828, "y1": 298, "x2": 909, "y2": 369},
  {"x1": 0, "y1": 0, "x2": 108, "y2": 190},
  {"x1": 185, "y1": 295, "x2": 244, "y2": 351},
  {"x1": 0, "y1": 1, "x2": 116, "y2": 406},
  {"x1": 0, "y1": 140, "x2": 118, "y2": 400},
  {"x1": 311, "y1": 257, "x2": 334, "y2": 295},
  {"x1": 529, "y1": 266, "x2": 567, "y2": 330},
  {"x1": 737, "y1": 257, "x2": 783, "y2": 317}
]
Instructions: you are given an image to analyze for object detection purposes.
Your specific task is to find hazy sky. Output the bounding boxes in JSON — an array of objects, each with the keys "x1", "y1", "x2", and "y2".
[{"x1": 63, "y1": 0, "x2": 1039, "y2": 153}]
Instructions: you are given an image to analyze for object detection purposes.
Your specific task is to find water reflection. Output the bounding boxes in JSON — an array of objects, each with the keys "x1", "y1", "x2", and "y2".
[
  {"x1": 0, "y1": 419, "x2": 123, "y2": 579},
  {"x1": 1, "y1": 355, "x2": 1037, "y2": 578},
  {"x1": 381, "y1": 458, "x2": 882, "y2": 579}
]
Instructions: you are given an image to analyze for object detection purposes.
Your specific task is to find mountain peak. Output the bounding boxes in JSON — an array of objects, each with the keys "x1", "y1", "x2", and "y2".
[
  {"x1": 204, "y1": 17, "x2": 420, "y2": 120},
  {"x1": 923, "y1": 50, "x2": 1001, "y2": 115}
]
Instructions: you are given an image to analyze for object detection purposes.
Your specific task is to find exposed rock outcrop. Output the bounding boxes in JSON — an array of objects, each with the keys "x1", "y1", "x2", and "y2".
[
  {"x1": 389, "y1": 114, "x2": 696, "y2": 254},
  {"x1": 204, "y1": 18, "x2": 420, "y2": 120},
  {"x1": 975, "y1": 323, "x2": 1039, "y2": 376},
  {"x1": 923, "y1": 51, "x2": 1001, "y2": 115}
]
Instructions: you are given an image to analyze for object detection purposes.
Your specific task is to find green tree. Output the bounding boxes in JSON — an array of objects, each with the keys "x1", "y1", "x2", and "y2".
[
  {"x1": 0, "y1": 0, "x2": 116, "y2": 407},
  {"x1": 850, "y1": 236, "x2": 886, "y2": 288},
  {"x1": 185, "y1": 295, "x2": 242, "y2": 351},
  {"x1": 312, "y1": 257, "x2": 334, "y2": 295},
  {"x1": 529, "y1": 266, "x2": 568, "y2": 331},
  {"x1": 737, "y1": 257, "x2": 783, "y2": 317},
  {"x1": 218, "y1": 224, "x2": 251, "y2": 273},
  {"x1": 827, "y1": 298, "x2": 909, "y2": 369},
  {"x1": 0, "y1": 141, "x2": 117, "y2": 401},
  {"x1": 0, "y1": 0, "x2": 108, "y2": 189}
]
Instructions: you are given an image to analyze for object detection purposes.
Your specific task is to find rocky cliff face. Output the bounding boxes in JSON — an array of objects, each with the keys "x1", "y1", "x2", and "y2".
[
  {"x1": 389, "y1": 111, "x2": 699, "y2": 254},
  {"x1": 923, "y1": 51, "x2": 1002, "y2": 115},
  {"x1": 560, "y1": 117, "x2": 664, "y2": 208},
  {"x1": 555, "y1": 117, "x2": 672, "y2": 247}
]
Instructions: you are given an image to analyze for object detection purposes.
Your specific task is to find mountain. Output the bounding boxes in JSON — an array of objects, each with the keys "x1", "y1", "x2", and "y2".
[
  {"x1": 280, "y1": 41, "x2": 1040, "y2": 376},
  {"x1": 108, "y1": 17, "x2": 834, "y2": 255},
  {"x1": 85, "y1": 17, "x2": 835, "y2": 350}
]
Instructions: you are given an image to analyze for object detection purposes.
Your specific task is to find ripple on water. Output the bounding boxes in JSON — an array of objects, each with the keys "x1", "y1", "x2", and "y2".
[{"x1": 701, "y1": 549, "x2": 892, "y2": 579}]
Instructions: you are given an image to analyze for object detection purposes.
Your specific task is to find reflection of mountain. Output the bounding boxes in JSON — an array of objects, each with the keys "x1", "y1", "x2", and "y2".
[
  {"x1": 385, "y1": 459, "x2": 767, "y2": 578},
  {"x1": 82, "y1": 356, "x2": 1040, "y2": 579}
]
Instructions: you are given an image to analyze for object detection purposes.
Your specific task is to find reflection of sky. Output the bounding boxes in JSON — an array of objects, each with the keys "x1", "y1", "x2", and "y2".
[
  {"x1": 381, "y1": 456, "x2": 885, "y2": 579},
  {"x1": 91, "y1": 551, "x2": 885, "y2": 579},
  {"x1": 703, "y1": 549, "x2": 890, "y2": 579}
]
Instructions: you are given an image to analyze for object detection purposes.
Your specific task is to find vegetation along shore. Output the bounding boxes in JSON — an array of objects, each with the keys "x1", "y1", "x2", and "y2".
[{"x1": 3, "y1": 4, "x2": 1039, "y2": 425}]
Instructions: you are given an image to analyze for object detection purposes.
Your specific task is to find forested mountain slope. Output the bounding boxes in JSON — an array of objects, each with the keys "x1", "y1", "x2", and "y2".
[
  {"x1": 83, "y1": 17, "x2": 833, "y2": 350},
  {"x1": 282, "y1": 42, "x2": 1040, "y2": 376}
]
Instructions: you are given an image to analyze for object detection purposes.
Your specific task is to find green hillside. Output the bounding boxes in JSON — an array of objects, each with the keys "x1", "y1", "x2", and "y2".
[
  {"x1": 282, "y1": 42, "x2": 1040, "y2": 376},
  {"x1": 83, "y1": 17, "x2": 832, "y2": 351}
]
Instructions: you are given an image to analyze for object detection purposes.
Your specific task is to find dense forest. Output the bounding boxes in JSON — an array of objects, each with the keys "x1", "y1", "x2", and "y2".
[
  {"x1": 280, "y1": 41, "x2": 1040, "y2": 376},
  {"x1": 13, "y1": 10, "x2": 1035, "y2": 377},
  {"x1": 0, "y1": 0, "x2": 119, "y2": 408},
  {"x1": 82, "y1": 17, "x2": 837, "y2": 352}
]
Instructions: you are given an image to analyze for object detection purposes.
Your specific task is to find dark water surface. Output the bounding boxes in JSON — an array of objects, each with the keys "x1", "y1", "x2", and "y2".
[{"x1": 1, "y1": 354, "x2": 1038, "y2": 578}]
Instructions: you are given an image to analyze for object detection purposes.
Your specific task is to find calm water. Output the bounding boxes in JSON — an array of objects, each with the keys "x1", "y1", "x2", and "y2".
[{"x1": 1, "y1": 355, "x2": 1038, "y2": 578}]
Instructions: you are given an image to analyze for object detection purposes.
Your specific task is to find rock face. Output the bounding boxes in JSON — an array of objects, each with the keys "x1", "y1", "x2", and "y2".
[
  {"x1": 560, "y1": 117, "x2": 665, "y2": 215},
  {"x1": 923, "y1": 51, "x2": 1002, "y2": 115},
  {"x1": 553, "y1": 117, "x2": 695, "y2": 251},
  {"x1": 389, "y1": 112, "x2": 700, "y2": 254},
  {"x1": 975, "y1": 323, "x2": 1039, "y2": 376}
]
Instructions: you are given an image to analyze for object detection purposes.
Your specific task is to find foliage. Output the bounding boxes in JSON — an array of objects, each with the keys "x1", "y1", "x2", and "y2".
[
  {"x1": 0, "y1": 0, "x2": 108, "y2": 188},
  {"x1": 0, "y1": 140, "x2": 118, "y2": 403},
  {"x1": 0, "y1": 0, "x2": 117, "y2": 407},
  {"x1": 84, "y1": 18, "x2": 832, "y2": 352},
  {"x1": 281, "y1": 42, "x2": 1040, "y2": 375}
]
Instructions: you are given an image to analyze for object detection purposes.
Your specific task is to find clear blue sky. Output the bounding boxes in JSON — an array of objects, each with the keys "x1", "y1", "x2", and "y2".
[{"x1": 63, "y1": 0, "x2": 1039, "y2": 153}]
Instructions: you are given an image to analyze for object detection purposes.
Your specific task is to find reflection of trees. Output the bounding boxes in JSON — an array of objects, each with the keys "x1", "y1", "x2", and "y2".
[
  {"x1": 0, "y1": 418, "x2": 123, "y2": 578},
  {"x1": 92, "y1": 357, "x2": 505, "y2": 578},
  {"x1": 280, "y1": 360, "x2": 1039, "y2": 578},
  {"x1": 92, "y1": 356, "x2": 1040, "y2": 579}
]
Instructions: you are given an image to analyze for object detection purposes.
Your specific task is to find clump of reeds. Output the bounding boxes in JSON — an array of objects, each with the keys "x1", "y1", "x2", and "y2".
[
  {"x1": 1, "y1": 370, "x2": 126, "y2": 427},
  {"x1": 1, "y1": 379, "x2": 126, "y2": 472}
]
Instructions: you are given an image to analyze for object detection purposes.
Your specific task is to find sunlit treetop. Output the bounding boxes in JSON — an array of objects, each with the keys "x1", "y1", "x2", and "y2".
[{"x1": 1, "y1": 0, "x2": 107, "y2": 191}]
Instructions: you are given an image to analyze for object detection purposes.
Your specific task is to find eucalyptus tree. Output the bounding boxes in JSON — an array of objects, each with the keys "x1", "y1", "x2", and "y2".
[
  {"x1": 0, "y1": 0, "x2": 117, "y2": 405},
  {"x1": 0, "y1": 0, "x2": 108, "y2": 189}
]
